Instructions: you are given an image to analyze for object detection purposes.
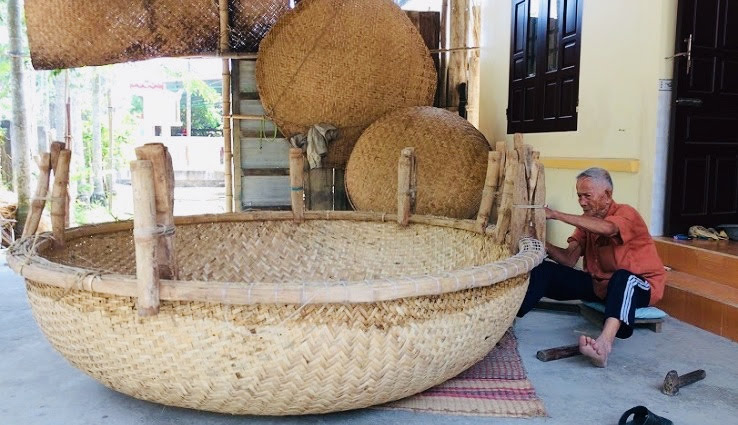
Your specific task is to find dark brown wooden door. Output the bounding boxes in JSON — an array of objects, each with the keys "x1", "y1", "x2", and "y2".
[{"x1": 666, "y1": 0, "x2": 738, "y2": 234}]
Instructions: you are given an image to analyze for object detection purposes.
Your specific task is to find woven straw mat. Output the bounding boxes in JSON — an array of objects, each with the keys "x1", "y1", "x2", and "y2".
[
  {"x1": 256, "y1": 0, "x2": 437, "y2": 168},
  {"x1": 345, "y1": 107, "x2": 490, "y2": 219},
  {"x1": 25, "y1": 0, "x2": 292, "y2": 69},
  {"x1": 22, "y1": 219, "x2": 530, "y2": 415}
]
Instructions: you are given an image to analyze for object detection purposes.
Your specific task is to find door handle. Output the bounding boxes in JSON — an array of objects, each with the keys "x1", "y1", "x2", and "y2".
[
  {"x1": 675, "y1": 98, "x2": 703, "y2": 107},
  {"x1": 665, "y1": 34, "x2": 693, "y2": 75}
]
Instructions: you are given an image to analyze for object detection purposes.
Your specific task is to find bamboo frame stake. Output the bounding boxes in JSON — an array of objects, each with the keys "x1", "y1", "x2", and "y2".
[
  {"x1": 49, "y1": 141, "x2": 64, "y2": 174},
  {"x1": 532, "y1": 160, "x2": 546, "y2": 245},
  {"x1": 131, "y1": 160, "x2": 160, "y2": 317},
  {"x1": 50, "y1": 149, "x2": 71, "y2": 248},
  {"x1": 495, "y1": 141, "x2": 507, "y2": 185},
  {"x1": 475, "y1": 151, "x2": 501, "y2": 232},
  {"x1": 22, "y1": 153, "x2": 52, "y2": 238},
  {"x1": 289, "y1": 148, "x2": 305, "y2": 222},
  {"x1": 493, "y1": 159, "x2": 517, "y2": 244},
  {"x1": 135, "y1": 144, "x2": 177, "y2": 280},
  {"x1": 508, "y1": 160, "x2": 530, "y2": 253},
  {"x1": 528, "y1": 151, "x2": 540, "y2": 204},
  {"x1": 397, "y1": 147, "x2": 417, "y2": 226}
]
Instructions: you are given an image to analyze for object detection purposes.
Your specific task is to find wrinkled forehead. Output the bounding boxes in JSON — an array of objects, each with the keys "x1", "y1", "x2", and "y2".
[{"x1": 576, "y1": 177, "x2": 608, "y2": 194}]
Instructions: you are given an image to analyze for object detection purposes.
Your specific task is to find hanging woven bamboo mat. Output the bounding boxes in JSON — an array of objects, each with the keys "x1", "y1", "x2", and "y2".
[
  {"x1": 381, "y1": 329, "x2": 546, "y2": 417},
  {"x1": 256, "y1": 0, "x2": 437, "y2": 168}
]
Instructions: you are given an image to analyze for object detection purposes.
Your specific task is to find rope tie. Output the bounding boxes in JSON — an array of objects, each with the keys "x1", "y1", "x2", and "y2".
[{"x1": 133, "y1": 224, "x2": 175, "y2": 242}]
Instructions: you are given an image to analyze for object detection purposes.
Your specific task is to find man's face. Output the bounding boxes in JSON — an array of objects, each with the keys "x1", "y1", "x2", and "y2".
[{"x1": 576, "y1": 177, "x2": 612, "y2": 218}]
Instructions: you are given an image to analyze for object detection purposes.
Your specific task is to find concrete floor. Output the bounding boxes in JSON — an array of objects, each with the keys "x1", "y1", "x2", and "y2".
[{"x1": 1, "y1": 255, "x2": 737, "y2": 425}]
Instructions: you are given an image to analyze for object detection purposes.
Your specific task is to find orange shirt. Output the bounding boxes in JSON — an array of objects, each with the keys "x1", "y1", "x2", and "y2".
[{"x1": 567, "y1": 202, "x2": 666, "y2": 305}]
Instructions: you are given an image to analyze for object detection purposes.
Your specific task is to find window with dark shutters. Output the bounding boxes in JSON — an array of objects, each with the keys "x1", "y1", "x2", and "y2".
[{"x1": 507, "y1": 0, "x2": 583, "y2": 133}]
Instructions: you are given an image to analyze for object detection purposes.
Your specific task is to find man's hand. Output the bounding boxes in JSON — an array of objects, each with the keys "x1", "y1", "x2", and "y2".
[{"x1": 544, "y1": 206, "x2": 559, "y2": 220}]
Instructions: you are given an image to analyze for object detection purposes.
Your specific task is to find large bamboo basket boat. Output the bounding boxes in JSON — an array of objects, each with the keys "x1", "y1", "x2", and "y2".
[{"x1": 8, "y1": 139, "x2": 546, "y2": 415}]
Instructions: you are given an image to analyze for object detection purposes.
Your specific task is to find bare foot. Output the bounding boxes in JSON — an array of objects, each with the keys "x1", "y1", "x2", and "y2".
[{"x1": 579, "y1": 335, "x2": 611, "y2": 367}]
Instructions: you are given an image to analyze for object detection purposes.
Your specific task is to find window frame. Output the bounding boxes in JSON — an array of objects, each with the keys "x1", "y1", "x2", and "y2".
[{"x1": 506, "y1": 0, "x2": 583, "y2": 134}]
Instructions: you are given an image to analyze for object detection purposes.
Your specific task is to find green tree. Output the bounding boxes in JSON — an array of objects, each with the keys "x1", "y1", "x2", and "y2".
[{"x1": 7, "y1": 0, "x2": 31, "y2": 233}]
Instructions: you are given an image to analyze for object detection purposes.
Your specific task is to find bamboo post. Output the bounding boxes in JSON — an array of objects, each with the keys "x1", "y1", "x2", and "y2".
[
  {"x1": 533, "y1": 160, "x2": 546, "y2": 244},
  {"x1": 135, "y1": 143, "x2": 177, "y2": 280},
  {"x1": 397, "y1": 147, "x2": 417, "y2": 226},
  {"x1": 475, "y1": 151, "x2": 501, "y2": 232},
  {"x1": 222, "y1": 60, "x2": 233, "y2": 213},
  {"x1": 220, "y1": 0, "x2": 233, "y2": 212},
  {"x1": 508, "y1": 159, "x2": 530, "y2": 253},
  {"x1": 50, "y1": 149, "x2": 71, "y2": 248},
  {"x1": 492, "y1": 141, "x2": 507, "y2": 219},
  {"x1": 439, "y1": 0, "x2": 449, "y2": 107},
  {"x1": 49, "y1": 141, "x2": 64, "y2": 174},
  {"x1": 130, "y1": 160, "x2": 160, "y2": 317},
  {"x1": 289, "y1": 148, "x2": 304, "y2": 222},
  {"x1": 493, "y1": 155, "x2": 517, "y2": 244},
  {"x1": 447, "y1": 0, "x2": 469, "y2": 112},
  {"x1": 22, "y1": 153, "x2": 52, "y2": 238},
  {"x1": 467, "y1": 3, "x2": 481, "y2": 127}
]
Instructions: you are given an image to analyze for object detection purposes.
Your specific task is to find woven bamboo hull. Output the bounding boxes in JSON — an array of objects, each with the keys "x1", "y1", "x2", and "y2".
[
  {"x1": 9, "y1": 214, "x2": 542, "y2": 415},
  {"x1": 25, "y1": 278, "x2": 526, "y2": 414}
]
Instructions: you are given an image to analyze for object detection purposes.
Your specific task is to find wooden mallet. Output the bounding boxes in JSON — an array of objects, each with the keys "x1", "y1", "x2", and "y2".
[
  {"x1": 536, "y1": 344, "x2": 581, "y2": 362},
  {"x1": 661, "y1": 369, "x2": 706, "y2": 396}
]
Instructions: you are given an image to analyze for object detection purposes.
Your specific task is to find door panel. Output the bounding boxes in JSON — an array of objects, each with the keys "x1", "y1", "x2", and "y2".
[{"x1": 666, "y1": 0, "x2": 738, "y2": 234}]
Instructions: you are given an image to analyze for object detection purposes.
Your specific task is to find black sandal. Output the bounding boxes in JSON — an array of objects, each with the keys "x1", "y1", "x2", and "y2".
[{"x1": 618, "y1": 406, "x2": 673, "y2": 425}]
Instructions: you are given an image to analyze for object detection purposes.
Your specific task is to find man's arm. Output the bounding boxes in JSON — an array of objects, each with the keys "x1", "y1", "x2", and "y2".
[
  {"x1": 545, "y1": 240, "x2": 582, "y2": 268},
  {"x1": 545, "y1": 208, "x2": 619, "y2": 238}
]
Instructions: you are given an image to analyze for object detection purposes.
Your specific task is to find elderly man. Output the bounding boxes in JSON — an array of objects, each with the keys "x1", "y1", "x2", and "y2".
[{"x1": 516, "y1": 167, "x2": 665, "y2": 367}]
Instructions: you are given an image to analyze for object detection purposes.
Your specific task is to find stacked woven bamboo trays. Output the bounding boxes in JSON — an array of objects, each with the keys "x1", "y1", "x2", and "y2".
[{"x1": 7, "y1": 138, "x2": 546, "y2": 415}]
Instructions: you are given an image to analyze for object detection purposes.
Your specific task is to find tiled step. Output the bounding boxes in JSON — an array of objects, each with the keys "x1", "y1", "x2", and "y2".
[
  {"x1": 654, "y1": 237, "x2": 738, "y2": 290},
  {"x1": 658, "y1": 270, "x2": 738, "y2": 342}
]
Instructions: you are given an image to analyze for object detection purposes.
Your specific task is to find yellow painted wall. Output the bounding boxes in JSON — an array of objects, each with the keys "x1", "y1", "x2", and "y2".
[{"x1": 478, "y1": 0, "x2": 677, "y2": 245}]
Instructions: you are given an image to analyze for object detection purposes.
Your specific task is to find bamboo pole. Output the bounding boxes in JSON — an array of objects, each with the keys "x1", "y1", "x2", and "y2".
[
  {"x1": 491, "y1": 141, "x2": 507, "y2": 219},
  {"x1": 439, "y1": 0, "x2": 449, "y2": 108},
  {"x1": 467, "y1": 2, "x2": 481, "y2": 127},
  {"x1": 130, "y1": 160, "x2": 160, "y2": 316},
  {"x1": 222, "y1": 61, "x2": 233, "y2": 213},
  {"x1": 532, "y1": 160, "x2": 546, "y2": 244},
  {"x1": 22, "y1": 153, "x2": 52, "y2": 238},
  {"x1": 289, "y1": 148, "x2": 304, "y2": 222},
  {"x1": 397, "y1": 147, "x2": 417, "y2": 226},
  {"x1": 447, "y1": 0, "x2": 469, "y2": 111},
  {"x1": 49, "y1": 141, "x2": 64, "y2": 174},
  {"x1": 135, "y1": 144, "x2": 177, "y2": 280},
  {"x1": 493, "y1": 151, "x2": 518, "y2": 244},
  {"x1": 475, "y1": 151, "x2": 501, "y2": 232},
  {"x1": 508, "y1": 159, "x2": 530, "y2": 253},
  {"x1": 50, "y1": 149, "x2": 71, "y2": 248},
  {"x1": 220, "y1": 0, "x2": 233, "y2": 212}
]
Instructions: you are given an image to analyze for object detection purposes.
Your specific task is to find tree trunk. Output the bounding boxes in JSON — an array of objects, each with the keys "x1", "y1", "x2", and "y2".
[
  {"x1": 37, "y1": 72, "x2": 50, "y2": 154},
  {"x1": 90, "y1": 71, "x2": 106, "y2": 204},
  {"x1": 52, "y1": 72, "x2": 66, "y2": 142},
  {"x1": 8, "y1": 0, "x2": 32, "y2": 235}
]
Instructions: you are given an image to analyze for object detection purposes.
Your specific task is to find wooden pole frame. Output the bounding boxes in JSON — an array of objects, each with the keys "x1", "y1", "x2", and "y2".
[
  {"x1": 220, "y1": 0, "x2": 233, "y2": 213},
  {"x1": 289, "y1": 148, "x2": 305, "y2": 222},
  {"x1": 130, "y1": 160, "x2": 160, "y2": 316}
]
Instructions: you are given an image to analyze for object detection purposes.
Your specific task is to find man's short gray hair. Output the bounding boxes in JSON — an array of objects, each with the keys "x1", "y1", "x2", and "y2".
[{"x1": 576, "y1": 167, "x2": 613, "y2": 191}]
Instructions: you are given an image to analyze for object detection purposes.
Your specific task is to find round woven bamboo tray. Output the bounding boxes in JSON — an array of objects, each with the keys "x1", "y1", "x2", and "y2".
[
  {"x1": 7, "y1": 212, "x2": 544, "y2": 415},
  {"x1": 345, "y1": 107, "x2": 491, "y2": 219},
  {"x1": 256, "y1": 0, "x2": 437, "y2": 167}
]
